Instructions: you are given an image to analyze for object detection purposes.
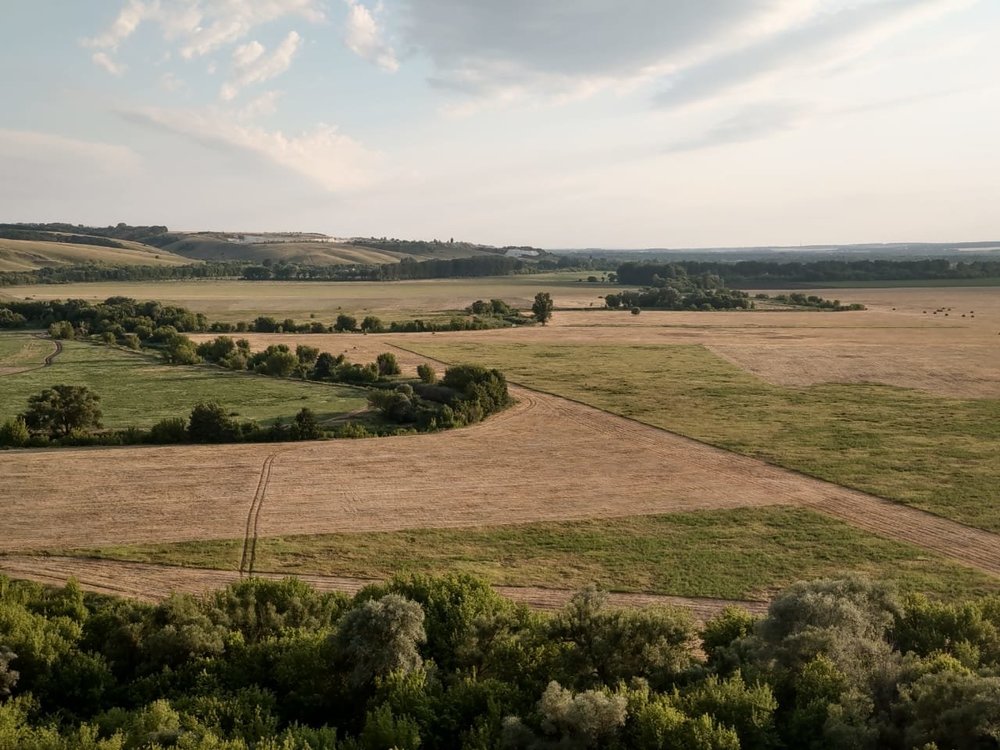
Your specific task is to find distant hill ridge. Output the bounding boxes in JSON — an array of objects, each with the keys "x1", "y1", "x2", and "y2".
[{"x1": 0, "y1": 223, "x2": 548, "y2": 271}]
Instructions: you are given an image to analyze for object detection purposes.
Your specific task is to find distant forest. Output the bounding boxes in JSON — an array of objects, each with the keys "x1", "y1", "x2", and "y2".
[{"x1": 615, "y1": 259, "x2": 1000, "y2": 287}]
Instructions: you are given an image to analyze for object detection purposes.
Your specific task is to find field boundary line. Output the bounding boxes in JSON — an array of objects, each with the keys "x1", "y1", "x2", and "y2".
[{"x1": 387, "y1": 341, "x2": 1000, "y2": 576}]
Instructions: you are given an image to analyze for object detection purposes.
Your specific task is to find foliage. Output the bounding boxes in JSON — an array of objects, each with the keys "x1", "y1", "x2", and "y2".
[
  {"x1": 187, "y1": 402, "x2": 239, "y2": 443},
  {"x1": 417, "y1": 364, "x2": 437, "y2": 384},
  {"x1": 376, "y1": 352, "x2": 401, "y2": 377},
  {"x1": 2, "y1": 573, "x2": 1000, "y2": 747},
  {"x1": 0, "y1": 416, "x2": 30, "y2": 448},
  {"x1": 21, "y1": 385, "x2": 103, "y2": 437},
  {"x1": 531, "y1": 292, "x2": 554, "y2": 325}
]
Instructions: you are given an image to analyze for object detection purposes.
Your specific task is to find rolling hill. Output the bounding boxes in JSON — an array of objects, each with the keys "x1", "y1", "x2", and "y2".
[{"x1": 0, "y1": 237, "x2": 196, "y2": 272}]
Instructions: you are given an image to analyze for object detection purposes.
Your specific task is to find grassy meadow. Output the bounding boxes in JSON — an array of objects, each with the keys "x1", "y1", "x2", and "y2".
[
  {"x1": 407, "y1": 341, "x2": 1000, "y2": 532},
  {"x1": 71, "y1": 506, "x2": 1000, "y2": 601},
  {"x1": 0, "y1": 333, "x2": 369, "y2": 428}
]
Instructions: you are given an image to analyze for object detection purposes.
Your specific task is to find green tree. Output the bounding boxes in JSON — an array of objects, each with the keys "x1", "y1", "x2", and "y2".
[
  {"x1": 334, "y1": 314, "x2": 358, "y2": 332},
  {"x1": 161, "y1": 335, "x2": 200, "y2": 365},
  {"x1": 360, "y1": 315, "x2": 384, "y2": 333},
  {"x1": 47, "y1": 321, "x2": 75, "y2": 339},
  {"x1": 376, "y1": 352, "x2": 401, "y2": 377},
  {"x1": 532, "y1": 292, "x2": 554, "y2": 325},
  {"x1": 0, "y1": 647, "x2": 17, "y2": 697},
  {"x1": 148, "y1": 417, "x2": 189, "y2": 444},
  {"x1": 417, "y1": 363, "x2": 437, "y2": 384},
  {"x1": 0, "y1": 416, "x2": 30, "y2": 447},
  {"x1": 334, "y1": 594, "x2": 426, "y2": 688},
  {"x1": 293, "y1": 407, "x2": 322, "y2": 440},
  {"x1": 187, "y1": 402, "x2": 239, "y2": 443},
  {"x1": 22, "y1": 385, "x2": 103, "y2": 438}
]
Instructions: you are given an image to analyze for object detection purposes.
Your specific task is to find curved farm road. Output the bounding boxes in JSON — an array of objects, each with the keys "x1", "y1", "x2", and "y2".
[
  {"x1": 0, "y1": 335, "x2": 62, "y2": 376},
  {"x1": 0, "y1": 555, "x2": 768, "y2": 620}
]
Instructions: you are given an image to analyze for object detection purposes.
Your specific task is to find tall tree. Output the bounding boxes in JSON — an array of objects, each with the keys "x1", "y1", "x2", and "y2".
[
  {"x1": 22, "y1": 385, "x2": 102, "y2": 437},
  {"x1": 532, "y1": 292, "x2": 554, "y2": 325}
]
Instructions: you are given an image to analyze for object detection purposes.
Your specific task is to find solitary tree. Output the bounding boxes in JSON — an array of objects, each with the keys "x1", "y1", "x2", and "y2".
[
  {"x1": 334, "y1": 314, "x2": 358, "y2": 332},
  {"x1": 293, "y1": 407, "x2": 322, "y2": 440},
  {"x1": 22, "y1": 385, "x2": 102, "y2": 437},
  {"x1": 376, "y1": 352, "x2": 401, "y2": 377},
  {"x1": 532, "y1": 292, "x2": 554, "y2": 325}
]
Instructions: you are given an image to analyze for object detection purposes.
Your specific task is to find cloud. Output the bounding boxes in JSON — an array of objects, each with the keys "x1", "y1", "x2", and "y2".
[
  {"x1": 238, "y1": 91, "x2": 281, "y2": 120},
  {"x1": 0, "y1": 130, "x2": 141, "y2": 174},
  {"x1": 160, "y1": 72, "x2": 184, "y2": 92},
  {"x1": 654, "y1": 0, "x2": 978, "y2": 109},
  {"x1": 92, "y1": 52, "x2": 127, "y2": 76},
  {"x1": 344, "y1": 0, "x2": 398, "y2": 72},
  {"x1": 664, "y1": 101, "x2": 810, "y2": 153},
  {"x1": 221, "y1": 31, "x2": 301, "y2": 100},
  {"x1": 123, "y1": 107, "x2": 382, "y2": 191},
  {"x1": 399, "y1": 0, "x2": 813, "y2": 102},
  {"x1": 86, "y1": 0, "x2": 324, "y2": 61}
]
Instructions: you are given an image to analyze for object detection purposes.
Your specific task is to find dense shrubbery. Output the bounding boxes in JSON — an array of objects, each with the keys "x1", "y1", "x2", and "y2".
[
  {"x1": 1, "y1": 574, "x2": 999, "y2": 748},
  {"x1": 606, "y1": 287, "x2": 752, "y2": 312},
  {"x1": 755, "y1": 292, "x2": 866, "y2": 311}
]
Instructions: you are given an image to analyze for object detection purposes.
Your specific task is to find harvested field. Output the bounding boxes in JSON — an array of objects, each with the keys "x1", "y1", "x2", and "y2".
[
  {"x1": 3, "y1": 380, "x2": 1000, "y2": 579},
  {"x1": 0, "y1": 556, "x2": 769, "y2": 619},
  {"x1": 192, "y1": 286, "x2": 1000, "y2": 398},
  {"x1": 0, "y1": 273, "x2": 618, "y2": 321}
]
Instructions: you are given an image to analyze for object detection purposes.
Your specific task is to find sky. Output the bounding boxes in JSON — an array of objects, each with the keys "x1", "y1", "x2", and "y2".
[{"x1": 0, "y1": 0, "x2": 998, "y2": 248}]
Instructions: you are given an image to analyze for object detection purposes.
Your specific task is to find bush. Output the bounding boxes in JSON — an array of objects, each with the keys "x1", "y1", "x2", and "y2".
[
  {"x1": 148, "y1": 417, "x2": 189, "y2": 444},
  {"x1": 188, "y1": 402, "x2": 239, "y2": 443},
  {"x1": 334, "y1": 314, "x2": 357, "y2": 332},
  {"x1": 376, "y1": 352, "x2": 401, "y2": 377},
  {"x1": 417, "y1": 363, "x2": 437, "y2": 384},
  {"x1": 0, "y1": 416, "x2": 30, "y2": 447}
]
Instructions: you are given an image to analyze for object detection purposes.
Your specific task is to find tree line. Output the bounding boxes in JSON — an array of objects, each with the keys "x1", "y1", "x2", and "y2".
[
  {"x1": 615, "y1": 259, "x2": 1000, "y2": 287},
  {"x1": 1, "y1": 573, "x2": 999, "y2": 748}
]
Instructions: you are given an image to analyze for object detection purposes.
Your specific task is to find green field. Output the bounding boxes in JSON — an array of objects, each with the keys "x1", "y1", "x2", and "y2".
[
  {"x1": 0, "y1": 333, "x2": 369, "y2": 428},
  {"x1": 407, "y1": 342, "x2": 1000, "y2": 532},
  {"x1": 71, "y1": 506, "x2": 1000, "y2": 600},
  {"x1": 0, "y1": 274, "x2": 620, "y2": 322},
  {"x1": 0, "y1": 332, "x2": 53, "y2": 368},
  {"x1": 0, "y1": 238, "x2": 194, "y2": 272}
]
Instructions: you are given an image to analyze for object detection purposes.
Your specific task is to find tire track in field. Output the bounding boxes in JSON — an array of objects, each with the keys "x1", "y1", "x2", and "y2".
[
  {"x1": 0, "y1": 555, "x2": 769, "y2": 620},
  {"x1": 239, "y1": 452, "x2": 278, "y2": 578},
  {"x1": 389, "y1": 342, "x2": 1000, "y2": 579},
  {"x1": 0, "y1": 335, "x2": 62, "y2": 377}
]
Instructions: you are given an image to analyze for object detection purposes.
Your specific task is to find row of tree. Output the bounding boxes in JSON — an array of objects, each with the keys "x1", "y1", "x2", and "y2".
[
  {"x1": 615, "y1": 258, "x2": 1000, "y2": 287},
  {"x1": 1, "y1": 573, "x2": 998, "y2": 748}
]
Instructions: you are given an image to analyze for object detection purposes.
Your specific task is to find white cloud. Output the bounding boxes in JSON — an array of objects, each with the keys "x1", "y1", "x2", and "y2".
[
  {"x1": 655, "y1": 0, "x2": 980, "y2": 110},
  {"x1": 221, "y1": 31, "x2": 301, "y2": 100},
  {"x1": 0, "y1": 130, "x2": 140, "y2": 174},
  {"x1": 344, "y1": 0, "x2": 398, "y2": 72},
  {"x1": 92, "y1": 52, "x2": 127, "y2": 76},
  {"x1": 124, "y1": 107, "x2": 382, "y2": 191},
  {"x1": 86, "y1": 0, "x2": 324, "y2": 61},
  {"x1": 238, "y1": 90, "x2": 281, "y2": 120},
  {"x1": 160, "y1": 72, "x2": 184, "y2": 91}
]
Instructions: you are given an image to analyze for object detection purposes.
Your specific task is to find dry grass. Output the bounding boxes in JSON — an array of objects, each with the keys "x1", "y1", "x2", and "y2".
[
  {"x1": 0, "y1": 274, "x2": 618, "y2": 321},
  {"x1": 0, "y1": 238, "x2": 194, "y2": 271},
  {"x1": 2, "y1": 377, "x2": 1000, "y2": 579}
]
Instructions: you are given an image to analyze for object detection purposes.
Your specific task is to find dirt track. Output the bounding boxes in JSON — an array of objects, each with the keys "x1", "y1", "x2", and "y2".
[
  {"x1": 3, "y1": 377, "x2": 1000, "y2": 579},
  {"x1": 0, "y1": 335, "x2": 62, "y2": 377},
  {"x1": 0, "y1": 555, "x2": 769, "y2": 619}
]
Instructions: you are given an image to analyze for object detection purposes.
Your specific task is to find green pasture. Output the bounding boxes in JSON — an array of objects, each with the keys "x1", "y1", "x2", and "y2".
[
  {"x1": 71, "y1": 506, "x2": 1000, "y2": 601},
  {"x1": 408, "y1": 341, "x2": 1000, "y2": 532},
  {"x1": 0, "y1": 333, "x2": 369, "y2": 428}
]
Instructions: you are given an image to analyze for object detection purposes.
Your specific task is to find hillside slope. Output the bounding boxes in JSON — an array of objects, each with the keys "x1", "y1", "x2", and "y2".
[{"x1": 0, "y1": 238, "x2": 197, "y2": 272}]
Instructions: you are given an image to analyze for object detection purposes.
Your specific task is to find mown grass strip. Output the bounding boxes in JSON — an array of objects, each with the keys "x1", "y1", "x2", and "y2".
[{"x1": 68, "y1": 507, "x2": 1000, "y2": 601}]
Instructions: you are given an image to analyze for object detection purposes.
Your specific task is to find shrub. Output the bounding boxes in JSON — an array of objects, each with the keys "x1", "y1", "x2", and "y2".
[
  {"x1": 188, "y1": 402, "x2": 239, "y2": 443},
  {"x1": 148, "y1": 417, "x2": 189, "y2": 444},
  {"x1": 376, "y1": 352, "x2": 401, "y2": 377},
  {"x1": 0, "y1": 416, "x2": 30, "y2": 448},
  {"x1": 417, "y1": 363, "x2": 437, "y2": 384}
]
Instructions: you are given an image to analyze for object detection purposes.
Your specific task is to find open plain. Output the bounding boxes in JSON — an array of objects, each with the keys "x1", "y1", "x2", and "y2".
[{"x1": 2, "y1": 284, "x2": 998, "y2": 604}]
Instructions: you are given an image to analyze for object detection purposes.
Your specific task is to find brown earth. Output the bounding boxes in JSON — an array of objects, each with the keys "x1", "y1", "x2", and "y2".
[
  {"x1": 0, "y1": 555, "x2": 768, "y2": 619},
  {"x1": 3, "y1": 376, "x2": 1000, "y2": 578}
]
